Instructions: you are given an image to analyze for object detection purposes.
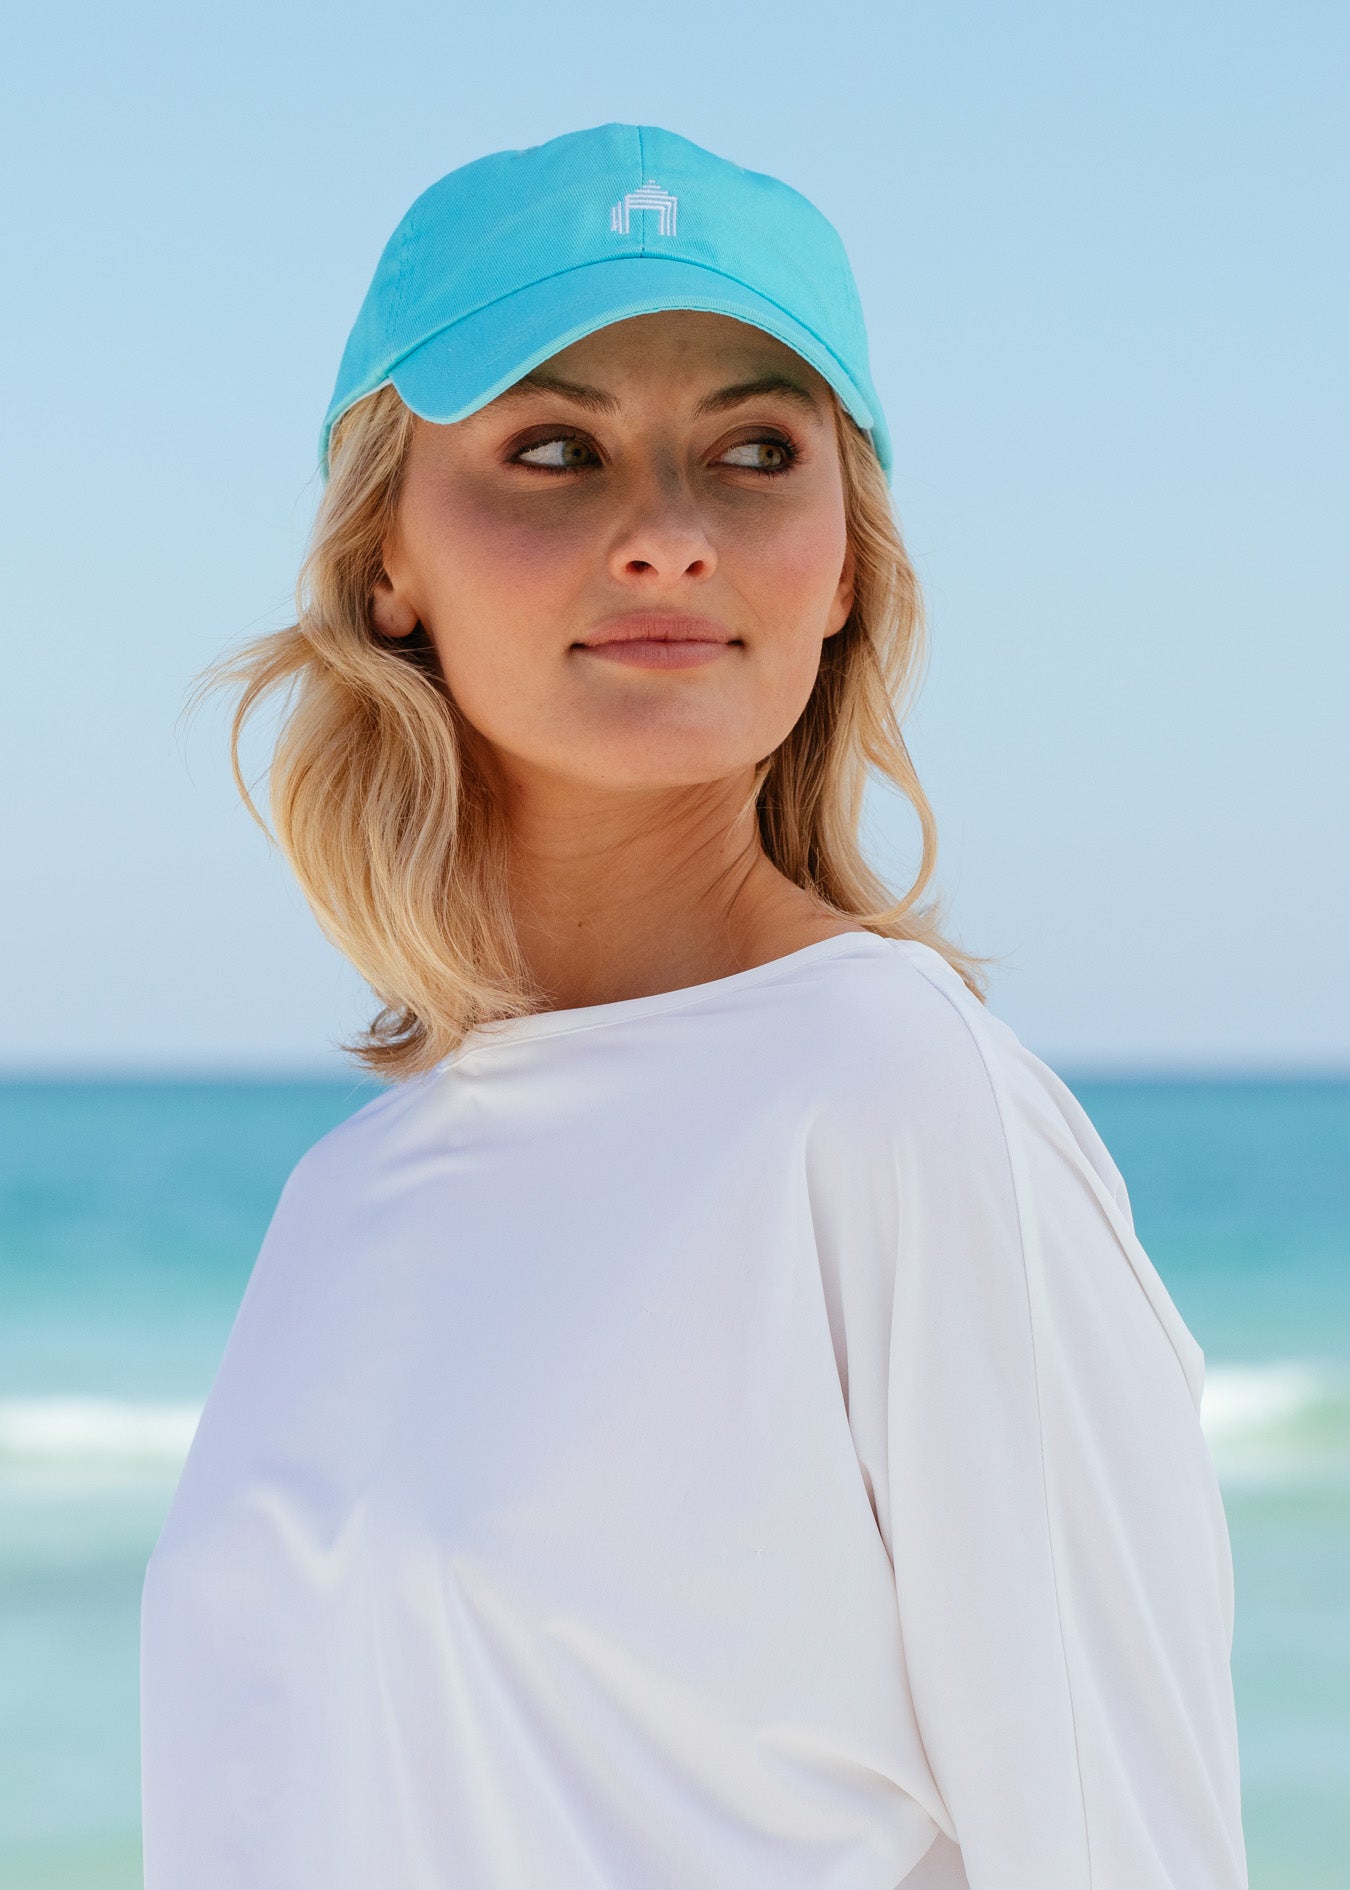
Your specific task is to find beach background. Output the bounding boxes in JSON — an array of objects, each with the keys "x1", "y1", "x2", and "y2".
[
  {"x1": 3, "y1": 1074, "x2": 1348, "y2": 1887},
  {"x1": 2, "y1": 1, "x2": 1346, "y2": 1885}
]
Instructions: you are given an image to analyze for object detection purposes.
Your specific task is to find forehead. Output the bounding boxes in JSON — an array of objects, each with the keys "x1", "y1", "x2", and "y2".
[{"x1": 505, "y1": 309, "x2": 832, "y2": 405}]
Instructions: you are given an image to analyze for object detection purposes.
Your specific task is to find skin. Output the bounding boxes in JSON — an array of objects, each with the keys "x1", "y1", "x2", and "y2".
[{"x1": 372, "y1": 309, "x2": 868, "y2": 1012}]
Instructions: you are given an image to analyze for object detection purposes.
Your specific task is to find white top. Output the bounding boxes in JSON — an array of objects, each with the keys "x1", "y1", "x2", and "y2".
[{"x1": 140, "y1": 932, "x2": 1248, "y2": 1890}]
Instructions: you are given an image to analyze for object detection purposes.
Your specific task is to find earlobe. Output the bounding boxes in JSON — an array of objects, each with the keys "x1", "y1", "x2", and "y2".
[
  {"x1": 825, "y1": 547, "x2": 856, "y2": 637},
  {"x1": 370, "y1": 567, "x2": 421, "y2": 640}
]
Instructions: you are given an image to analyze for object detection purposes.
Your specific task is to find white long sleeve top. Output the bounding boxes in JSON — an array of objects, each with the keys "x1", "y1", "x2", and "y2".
[{"x1": 139, "y1": 931, "x2": 1248, "y2": 1889}]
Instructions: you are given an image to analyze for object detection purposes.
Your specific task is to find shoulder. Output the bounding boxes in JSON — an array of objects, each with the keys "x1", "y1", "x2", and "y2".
[
  {"x1": 794, "y1": 934, "x2": 995, "y2": 1086},
  {"x1": 795, "y1": 935, "x2": 1018, "y2": 1159},
  {"x1": 266, "y1": 1067, "x2": 442, "y2": 1228},
  {"x1": 807, "y1": 938, "x2": 1206, "y2": 1404},
  {"x1": 803, "y1": 937, "x2": 1133, "y2": 1216}
]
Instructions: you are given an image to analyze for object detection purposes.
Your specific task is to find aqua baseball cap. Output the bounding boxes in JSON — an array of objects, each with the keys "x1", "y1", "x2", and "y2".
[{"x1": 320, "y1": 123, "x2": 891, "y2": 482}]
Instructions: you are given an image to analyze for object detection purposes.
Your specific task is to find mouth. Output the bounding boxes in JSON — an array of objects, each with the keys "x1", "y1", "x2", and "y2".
[
  {"x1": 575, "y1": 613, "x2": 738, "y2": 649},
  {"x1": 572, "y1": 615, "x2": 740, "y2": 671}
]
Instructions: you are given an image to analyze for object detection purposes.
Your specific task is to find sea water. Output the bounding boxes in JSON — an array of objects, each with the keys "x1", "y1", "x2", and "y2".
[{"x1": 1, "y1": 1074, "x2": 1347, "y2": 1888}]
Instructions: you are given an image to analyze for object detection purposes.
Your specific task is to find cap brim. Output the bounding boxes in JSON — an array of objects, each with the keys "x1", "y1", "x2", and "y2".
[{"x1": 355, "y1": 256, "x2": 891, "y2": 477}]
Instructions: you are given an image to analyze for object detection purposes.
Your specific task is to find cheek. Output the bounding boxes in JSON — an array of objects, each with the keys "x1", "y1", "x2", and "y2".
[
  {"x1": 404, "y1": 488, "x2": 582, "y2": 669},
  {"x1": 737, "y1": 498, "x2": 850, "y2": 729},
  {"x1": 416, "y1": 489, "x2": 590, "y2": 623},
  {"x1": 733, "y1": 501, "x2": 848, "y2": 626},
  {"x1": 402, "y1": 496, "x2": 592, "y2": 750}
]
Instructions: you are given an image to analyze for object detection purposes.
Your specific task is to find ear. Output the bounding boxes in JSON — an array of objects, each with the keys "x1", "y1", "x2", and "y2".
[
  {"x1": 370, "y1": 550, "x2": 421, "y2": 640},
  {"x1": 824, "y1": 540, "x2": 856, "y2": 638}
]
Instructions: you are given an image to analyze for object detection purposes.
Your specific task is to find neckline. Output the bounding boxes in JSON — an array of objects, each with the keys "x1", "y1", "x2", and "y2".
[{"x1": 440, "y1": 930, "x2": 898, "y2": 1063}]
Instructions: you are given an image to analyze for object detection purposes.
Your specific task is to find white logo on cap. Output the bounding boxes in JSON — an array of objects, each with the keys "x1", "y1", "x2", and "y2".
[{"x1": 610, "y1": 181, "x2": 678, "y2": 238}]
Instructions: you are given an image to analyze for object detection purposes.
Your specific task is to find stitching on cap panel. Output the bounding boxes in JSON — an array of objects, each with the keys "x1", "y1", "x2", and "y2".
[{"x1": 636, "y1": 125, "x2": 647, "y2": 258}]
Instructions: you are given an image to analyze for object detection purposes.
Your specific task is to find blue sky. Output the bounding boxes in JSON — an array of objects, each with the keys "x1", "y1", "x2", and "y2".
[{"x1": 2, "y1": 0, "x2": 1345, "y2": 1070}]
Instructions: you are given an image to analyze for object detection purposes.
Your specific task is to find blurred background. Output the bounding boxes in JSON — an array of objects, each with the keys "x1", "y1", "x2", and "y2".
[{"x1": 1, "y1": 2, "x2": 1346, "y2": 1884}]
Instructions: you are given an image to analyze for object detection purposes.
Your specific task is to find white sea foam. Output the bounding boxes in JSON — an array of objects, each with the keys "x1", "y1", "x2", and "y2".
[
  {"x1": 1201, "y1": 1362, "x2": 1327, "y2": 1436},
  {"x1": 0, "y1": 1396, "x2": 202, "y2": 1477},
  {"x1": 2, "y1": 1363, "x2": 1347, "y2": 1490},
  {"x1": 1200, "y1": 1361, "x2": 1350, "y2": 1487}
]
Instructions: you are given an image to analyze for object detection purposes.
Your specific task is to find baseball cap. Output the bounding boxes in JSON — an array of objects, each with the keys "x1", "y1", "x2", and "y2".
[{"x1": 320, "y1": 123, "x2": 891, "y2": 481}]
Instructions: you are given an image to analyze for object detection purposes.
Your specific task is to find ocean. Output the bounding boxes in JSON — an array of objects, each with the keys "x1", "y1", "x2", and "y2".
[{"x1": 1, "y1": 1073, "x2": 1347, "y2": 1888}]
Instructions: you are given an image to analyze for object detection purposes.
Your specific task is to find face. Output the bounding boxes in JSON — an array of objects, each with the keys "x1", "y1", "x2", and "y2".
[{"x1": 372, "y1": 310, "x2": 855, "y2": 804}]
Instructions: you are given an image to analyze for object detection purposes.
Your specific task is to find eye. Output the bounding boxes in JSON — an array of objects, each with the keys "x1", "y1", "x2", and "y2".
[
  {"x1": 718, "y1": 437, "x2": 797, "y2": 474},
  {"x1": 514, "y1": 433, "x2": 601, "y2": 470}
]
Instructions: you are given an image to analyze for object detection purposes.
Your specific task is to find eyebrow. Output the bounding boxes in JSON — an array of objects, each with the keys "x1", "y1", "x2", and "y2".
[
  {"x1": 694, "y1": 374, "x2": 822, "y2": 417},
  {"x1": 492, "y1": 369, "x2": 822, "y2": 419},
  {"x1": 494, "y1": 371, "x2": 619, "y2": 414}
]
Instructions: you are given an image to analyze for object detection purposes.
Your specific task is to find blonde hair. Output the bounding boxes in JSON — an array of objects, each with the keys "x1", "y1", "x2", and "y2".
[{"x1": 197, "y1": 381, "x2": 992, "y2": 1078}]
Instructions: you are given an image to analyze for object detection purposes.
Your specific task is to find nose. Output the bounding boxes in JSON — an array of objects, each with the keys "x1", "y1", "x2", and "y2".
[{"x1": 606, "y1": 459, "x2": 717, "y2": 585}]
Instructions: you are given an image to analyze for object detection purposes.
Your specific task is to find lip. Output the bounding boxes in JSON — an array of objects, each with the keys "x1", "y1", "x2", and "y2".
[
  {"x1": 575, "y1": 613, "x2": 739, "y2": 671},
  {"x1": 577, "y1": 614, "x2": 736, "y2": 648}
]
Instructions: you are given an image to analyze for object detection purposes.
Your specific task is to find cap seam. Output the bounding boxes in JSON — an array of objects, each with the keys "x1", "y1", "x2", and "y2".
[
  {"x1": 636, "y1": 125, "x2": 648, "y2": 257},
  {"x1": 391, "y1": 220, "x2": 413, "y2": 334}
]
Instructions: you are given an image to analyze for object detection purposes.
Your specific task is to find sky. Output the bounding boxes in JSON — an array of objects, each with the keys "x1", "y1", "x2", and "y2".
[{"x1": 1, "y1": 0, "x2": 1345, "y2": 1072}]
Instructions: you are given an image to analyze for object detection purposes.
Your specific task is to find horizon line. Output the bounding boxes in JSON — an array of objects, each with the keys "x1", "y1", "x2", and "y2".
[{"x1": 2, "y1": 1061, "x2": 1350, "y2": 1086}]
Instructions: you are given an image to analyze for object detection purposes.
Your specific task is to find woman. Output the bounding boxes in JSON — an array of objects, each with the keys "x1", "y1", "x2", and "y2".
[{"x1": 140, "y1": 125, "x2": 1248, "y2": 1888}]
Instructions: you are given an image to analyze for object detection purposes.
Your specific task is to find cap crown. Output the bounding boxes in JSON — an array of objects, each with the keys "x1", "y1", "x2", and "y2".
[{"x1": 324, "y1": 124, "x2": 888, "y2": 473}]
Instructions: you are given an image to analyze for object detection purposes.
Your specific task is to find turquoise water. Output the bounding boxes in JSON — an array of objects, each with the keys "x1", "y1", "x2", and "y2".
[{"x1": 2, "y1": 1074, "x2": 1347, "y2": 1888}]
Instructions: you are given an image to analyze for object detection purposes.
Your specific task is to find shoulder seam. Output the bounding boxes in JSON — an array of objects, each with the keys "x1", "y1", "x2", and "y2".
[{"x1": 897, "y1": 951, "x2": 1098, "y2": 1884}]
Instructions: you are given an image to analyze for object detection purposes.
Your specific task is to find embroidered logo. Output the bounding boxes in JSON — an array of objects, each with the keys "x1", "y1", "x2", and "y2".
[{"x1": 610, "y1": 180, "x2": 678, "y2": 238}]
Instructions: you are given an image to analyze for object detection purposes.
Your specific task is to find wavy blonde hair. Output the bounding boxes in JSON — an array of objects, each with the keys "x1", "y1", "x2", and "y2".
[{"x1": 197, "y1": 380, "x2": 991, "y2": 1078}]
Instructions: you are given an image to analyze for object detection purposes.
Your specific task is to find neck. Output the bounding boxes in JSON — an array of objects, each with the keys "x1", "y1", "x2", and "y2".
[{"x1": 493, "y1": 765, "x2": 856, "y2": 1011}]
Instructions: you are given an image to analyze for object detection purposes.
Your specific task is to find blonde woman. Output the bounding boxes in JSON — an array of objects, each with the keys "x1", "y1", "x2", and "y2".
[{"x1": 140, "y1": 125, "x2": 1248, "y2": 1889}]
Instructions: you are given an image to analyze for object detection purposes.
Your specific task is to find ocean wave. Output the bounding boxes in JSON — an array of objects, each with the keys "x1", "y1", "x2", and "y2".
[
  {"x1": 2, "y1": 1363, "x2": 1348, "y2": 1489},
  {"x1": 1200, "y1": 1362, "x2": 1350, "y2": 1486},
  {"x1": 0, "y1": 1396, "x2": 202, "y2": 1478}
]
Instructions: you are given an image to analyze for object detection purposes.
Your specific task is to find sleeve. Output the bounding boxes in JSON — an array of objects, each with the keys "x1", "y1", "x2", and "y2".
[{"x1": 883, "y1": 976, "x2": 1248, "y2": 1888}]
